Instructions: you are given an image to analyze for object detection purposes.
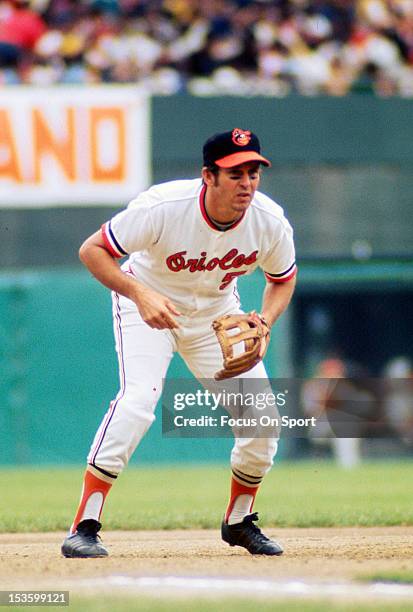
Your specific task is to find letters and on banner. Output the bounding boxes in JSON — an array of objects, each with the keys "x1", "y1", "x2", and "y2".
[{"x1": 0, "y1": 86, "x2": 150, "y2": 207}]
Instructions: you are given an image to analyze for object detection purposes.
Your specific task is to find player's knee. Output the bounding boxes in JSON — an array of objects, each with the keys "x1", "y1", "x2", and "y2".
[
  {"x1": 232, "y1": 438, "x2": 278, "y2": 477},
  {"x1": 118, "y1": 390, "x2": 158, "y2": 419}
]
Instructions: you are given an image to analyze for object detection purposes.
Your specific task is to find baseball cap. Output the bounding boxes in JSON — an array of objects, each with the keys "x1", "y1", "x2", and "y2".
[{"x1": 203, "y1": 128, "x2": 271, "y2": 168}]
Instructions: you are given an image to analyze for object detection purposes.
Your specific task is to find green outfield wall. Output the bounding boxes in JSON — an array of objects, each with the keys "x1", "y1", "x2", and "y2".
[
  {"x1": 151, "y1": 96, "x2": 413, "y2": 260},
  {"x1": 0, "y1": 268, "x2": 289, "y2": 465},
  {"x1": 1, "y1": 261, "x2": 412, "y2": 466},
  {"x1": 152, "y1": 95, "x2": 413, "y2": 165}
]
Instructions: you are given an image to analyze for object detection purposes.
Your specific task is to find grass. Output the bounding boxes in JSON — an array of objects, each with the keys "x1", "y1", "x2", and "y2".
[
  {"x1": 7, "y1": 596, "x2": 413, "y2": 612},
  {"x1": 0, "y1": 461, "x2": 412, "y2": 532},
  {"x1": 360, "y1": 571, "x2": 413, "y2": 585}
]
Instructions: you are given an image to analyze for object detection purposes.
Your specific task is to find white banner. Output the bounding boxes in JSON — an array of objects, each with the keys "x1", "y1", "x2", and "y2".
[{"x1": 0, "y1": 86, "x2": 150, "y2": 207}]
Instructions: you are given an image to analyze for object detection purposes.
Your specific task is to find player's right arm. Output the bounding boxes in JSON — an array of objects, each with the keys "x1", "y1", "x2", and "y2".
[{"x1": 79, "y1": 230, "x2": 181, "y2": 329}]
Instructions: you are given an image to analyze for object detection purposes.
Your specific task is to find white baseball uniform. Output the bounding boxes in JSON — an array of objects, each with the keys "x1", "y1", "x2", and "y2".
[{"x1": 87, "y1": 178, "x2": 296, "y2": 481}]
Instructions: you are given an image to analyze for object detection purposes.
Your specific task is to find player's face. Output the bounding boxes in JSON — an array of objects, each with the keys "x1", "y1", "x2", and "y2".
[{"x1": 203, "y1": 162, "x2": 261, "y2": 220}]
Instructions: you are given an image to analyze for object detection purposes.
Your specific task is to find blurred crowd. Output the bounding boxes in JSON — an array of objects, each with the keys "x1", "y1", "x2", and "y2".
[
  {"x1": 0, "y1": 0, "x2": 413, "y2": 95},
  {"x1": 301, "y1": 355, "x2": 413, "y2": 467}
]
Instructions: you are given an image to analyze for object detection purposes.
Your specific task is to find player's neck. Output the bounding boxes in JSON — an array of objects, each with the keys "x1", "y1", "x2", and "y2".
[{"x1": 204, "y1": 191, "x2": 243, "y2": 225}]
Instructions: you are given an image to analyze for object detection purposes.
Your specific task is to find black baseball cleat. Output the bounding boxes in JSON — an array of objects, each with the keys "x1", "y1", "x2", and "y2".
[
  {"x1": 221, "y1": 512, "x2": 283, "y2": 556},
  {"x1": 61, "y1": 519, "x2": 108, "y2": 558}
]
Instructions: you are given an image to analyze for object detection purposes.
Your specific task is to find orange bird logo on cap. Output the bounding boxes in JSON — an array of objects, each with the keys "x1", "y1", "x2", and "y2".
[{"x1": 232, "y1": 128, "x2": 251, "y2": 146}]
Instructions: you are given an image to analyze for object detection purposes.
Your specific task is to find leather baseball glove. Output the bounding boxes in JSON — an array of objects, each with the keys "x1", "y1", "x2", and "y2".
[{"x1": 212, "y1": 312, "x2": 270, "y2": 380}]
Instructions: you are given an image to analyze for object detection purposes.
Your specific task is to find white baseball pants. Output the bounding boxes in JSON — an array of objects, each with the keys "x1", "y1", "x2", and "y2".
[{"x1": 87, "y1": 292, "x2": 279, "y2": 478}]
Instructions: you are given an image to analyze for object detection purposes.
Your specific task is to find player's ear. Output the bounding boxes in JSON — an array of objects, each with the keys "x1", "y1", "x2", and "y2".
[{"x1": 202, "y1": 166, "x2": 219, "y2": 186}]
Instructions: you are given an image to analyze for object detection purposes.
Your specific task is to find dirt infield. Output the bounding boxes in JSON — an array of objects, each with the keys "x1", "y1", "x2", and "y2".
[{"x1": 1, "y1": 526, "x2": 412, "y2": 594}]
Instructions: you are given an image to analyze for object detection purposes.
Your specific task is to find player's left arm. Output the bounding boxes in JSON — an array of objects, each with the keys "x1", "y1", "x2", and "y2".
[{"x1": 260, "y1": 275, "x2": 296, "y2": 328}]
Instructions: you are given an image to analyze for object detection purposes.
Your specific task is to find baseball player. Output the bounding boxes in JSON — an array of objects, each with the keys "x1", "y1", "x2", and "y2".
[{"x1": 61, "y1": 128, "x2": 297, "y2": 558}]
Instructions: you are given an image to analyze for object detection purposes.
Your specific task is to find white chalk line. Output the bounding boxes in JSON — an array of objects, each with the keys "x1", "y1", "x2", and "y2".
[{"x1": 79, "y1": 575, "x2": 413, "y2": 601}]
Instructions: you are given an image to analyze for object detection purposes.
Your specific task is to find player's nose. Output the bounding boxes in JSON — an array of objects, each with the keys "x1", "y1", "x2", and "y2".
[{"x1": 239, "y1": 173, "x2": 252, "y2": 189}]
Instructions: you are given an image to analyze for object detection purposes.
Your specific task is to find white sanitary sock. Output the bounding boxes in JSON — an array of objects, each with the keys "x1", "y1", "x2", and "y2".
[
  {"x1": 227, "y1": 494, "x2": 254, "y2": 525},
  {"x1": 80, "y1": 492, "x2": 104, "y2": 523}
]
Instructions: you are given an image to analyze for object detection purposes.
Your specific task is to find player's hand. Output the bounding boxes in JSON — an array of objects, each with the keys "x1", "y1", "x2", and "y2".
[
  {"x1": 251, "y1": 311, "x2": 271, "y2": 358},
  {"x1": 133, "y1": 287, "x2": 181, "y2": 329}
]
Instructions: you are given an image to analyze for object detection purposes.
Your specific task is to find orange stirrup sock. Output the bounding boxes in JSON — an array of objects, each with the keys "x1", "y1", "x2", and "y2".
[
  {"x1": 70, "y1": 467, "x2": 114, "y2": 534},
  {"x1": 225, "y1": 476, "x2": 260, "y2": 525}
]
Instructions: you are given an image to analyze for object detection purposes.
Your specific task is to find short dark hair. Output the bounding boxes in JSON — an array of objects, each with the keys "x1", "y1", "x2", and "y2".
[
  {"x1": 204, "y1": 164, "x2": 220, "y2": 176},
  {"x1": 202, "y1": 163, "x2": 220, "y2": 186}
]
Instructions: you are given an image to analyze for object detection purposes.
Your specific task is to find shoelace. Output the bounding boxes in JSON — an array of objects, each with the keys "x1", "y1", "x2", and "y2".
[
  {"x1": 77, "y1": 530, "x2": 103, "y2": 545},
  {"x1": 242, "y1": 513, "x2": 271, "y2": 543},
  {"x1": 77, "y1": 520, "x2": 101, "y2": 542}
]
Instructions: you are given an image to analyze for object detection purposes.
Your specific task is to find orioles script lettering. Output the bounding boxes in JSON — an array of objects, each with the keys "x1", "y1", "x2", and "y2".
[{"x1": 166, "y1": 249, "x2": 258, "y2": 273}]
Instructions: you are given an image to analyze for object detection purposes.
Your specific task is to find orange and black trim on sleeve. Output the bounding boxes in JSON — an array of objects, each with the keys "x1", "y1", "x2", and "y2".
[
  {"x1": 101, "y1": 222, "x2": 128, "y2": 258},
  {"x1": 264, "y1": 261, "x2": 297, "y2": 283}
]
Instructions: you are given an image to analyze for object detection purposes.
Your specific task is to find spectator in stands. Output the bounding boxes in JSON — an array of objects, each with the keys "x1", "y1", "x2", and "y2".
[
  {"x1": 0, "y1": 0, "x2": 412, "y2": 96},
  {"x1": 0, "y1": 0, "x2": 46, "y2": 68}
]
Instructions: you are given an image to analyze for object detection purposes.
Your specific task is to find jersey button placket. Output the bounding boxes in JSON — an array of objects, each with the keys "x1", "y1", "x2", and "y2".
[{"x1": 194, "y1": 231, "x2": 221, "y2": 310}]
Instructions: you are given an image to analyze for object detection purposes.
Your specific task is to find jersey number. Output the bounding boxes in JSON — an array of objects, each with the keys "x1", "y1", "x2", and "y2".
[{"x1": 219, "y1": 271, "x2": 247, "y2": 290}]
